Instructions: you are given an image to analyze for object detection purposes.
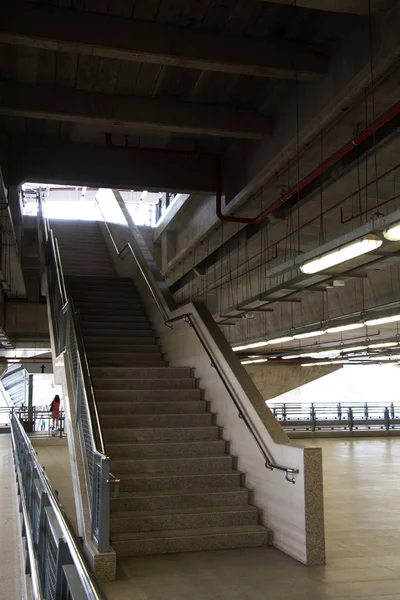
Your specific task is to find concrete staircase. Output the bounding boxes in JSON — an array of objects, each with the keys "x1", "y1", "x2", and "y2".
[{"x1": 55, "y1": 222, "x2": 271, "y2": 556}]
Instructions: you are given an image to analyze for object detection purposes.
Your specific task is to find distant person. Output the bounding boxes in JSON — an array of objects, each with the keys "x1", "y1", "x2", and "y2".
[
  {"x1": 41, "y1": 419, "x2": 46, "y2": 431},
  {"x1": 49, "y1": 394, "x2": 61, "y2": 435}
]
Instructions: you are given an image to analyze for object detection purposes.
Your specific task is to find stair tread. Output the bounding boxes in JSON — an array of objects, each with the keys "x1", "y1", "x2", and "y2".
[
  {"x1": 116, "y1": 471, "x2": 235, "y2": 480},
  {"x1": 112, "y1": 505, "x2": 257, "y2": 520},
  {"x1": 112, "y1": 524, "x2": 268, "y2": 542},
  {"x1": 107, "y1": 439, "x2": 222, "y2": 448},
  {"x1": 116, "y1": 487, "x2": 248, "y2": 499}
]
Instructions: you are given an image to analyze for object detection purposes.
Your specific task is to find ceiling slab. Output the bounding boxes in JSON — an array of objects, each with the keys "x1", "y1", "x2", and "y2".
[
  {"x1": 0, "y1": 82, "x2": 272, "y2": 140},
  {"x1": 262, "y1": 0, "x2": 393, "y2": 14},
  {"x1": 0, "y1": 1, "x2": 327, "y2": 81}
]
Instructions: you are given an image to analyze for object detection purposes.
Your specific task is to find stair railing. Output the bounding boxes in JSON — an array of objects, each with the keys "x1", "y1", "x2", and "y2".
[
  {"x1": 98, "y1": 194, "x2": 299, "y2": 483},
  {"x1": 38, "y1": 203, "x2": 119, "y2": 552},
  {"x1": 10, "y1": 409, "x2": 107, "y2": 600}
]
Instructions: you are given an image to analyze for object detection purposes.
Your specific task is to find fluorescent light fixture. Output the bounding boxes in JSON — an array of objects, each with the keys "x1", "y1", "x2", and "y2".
[
  {"x1": 300, "y1": 235, "x2": 383, "y2": 275},
  {"x1": 267, "y1": 336, "x2": 294, "y2": 345},
  {"x1": 246, "y1": 341, "x2": 269, "y2": 349},
  {"x1": 365, "y1": 314, "x2": 400, "y2": 326},
  {"x1": 81, "y1": 186, "x2": 87, "y2": 199},
  {"x1": 341, "y1": 345, "x2": 367, "y2": 353},
  {"x1": 282, "y1": 355, "x2": 301, "y2": 360},
  {"x1": 326, "y1": 323, "x2": 365, "y2": 334},
  {"x1": 293, "y1": 330, "x2": 326, "y2": 340},
  {"x1": 140, "y1": 190, "x2": 148, "y2": 201},
  {"x1": 233, "y1": 345, "x2": 249, "y2": 352},
  {"x1": 368, "y1": 342, "x2": 398, "y2": 349},
  {"x1": 384, "y1": 222, "x2": 400, "y2": 241},
  {"x1": 241, "y1": 358, "x2": 268, "y2": 365},
  {"x1": 301, "y1": 363, "x2": 315, "y2": 367}
]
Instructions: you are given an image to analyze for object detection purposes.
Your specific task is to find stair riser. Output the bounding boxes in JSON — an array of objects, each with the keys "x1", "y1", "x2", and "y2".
[
  {"x1": 107, "y1": 440, "x2": 225, "y2": 458},
  {"x1": 111, "y1": 490, "x2": 250, "y2": 512},
  {"x1": 79, "y1": 307, "x2": 146, "y2": 315},
  {"x1": 85, "y1": 333, "x2": 155, "y2": 343},
  {"x1": 77, "y1": 302, "x2": 144, "y2": 311},
  {"x1": 91, "y1": 358, "x2": 166, "y2": 367},
  {"x1": 94, "y1": 379, "x2": 196, "y2": 391},
  {"x1": 87, "y1": 344, "x2": 159, "y2": 354},
  {"x1": 111, "y1": 510, "x2": 258, "y2": 534},
  {"x1": 119, "y1": 473, "x2": 241, "y2": 493},
  {"x1": 112, "y1": 530, "x2": 269, "y2": 556},
  {"x1": 83, "y1": 323, "x2": 151, "y2": 332},
  {"x1": 101, "y1": 413, "x2": 212, "y2": 427},
  {"x1": 110, "y1": 456, "x2": 233, "y2": 474},
  {"x1": 96, "y1": 400, "x2": 207, "y2": 414},
  {"x1": 96, "y1": 389, "x2": 201, "y2": 402},
  {"x1": 81, "y1": 314, "x2": 148, "y2": 323},
  {"x1": 103, "y1": 427, "x2": 219, "y2": 442},
  {"x1": 91, "y1": 367, "x2": 191, "y2": 379}
]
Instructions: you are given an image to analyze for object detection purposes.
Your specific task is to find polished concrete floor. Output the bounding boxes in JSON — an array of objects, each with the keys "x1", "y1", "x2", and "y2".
[
  {"x1": 0, "y1": 435, "x2": 25, "y2": 600},
  {"x1": 28, "y1": 436, "x2": 400, "y2": 599}
]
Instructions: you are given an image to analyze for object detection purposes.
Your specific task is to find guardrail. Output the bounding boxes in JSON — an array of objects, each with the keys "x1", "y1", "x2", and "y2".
[
  {"x1": 10, "y1": 409, "x2": 107, "y2": 600},
  {"x1": 269, "y1": 401, "x2": 400, "y2": 433},
  {"x1": 38, "y1": 201, "x2": 118, "y2": 552},
  {"x1": 97, "y1": 194, "x2": 299, "y2": 483}
]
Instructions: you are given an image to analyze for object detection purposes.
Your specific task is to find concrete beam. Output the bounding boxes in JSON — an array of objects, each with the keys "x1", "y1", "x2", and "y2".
[
  {"x1": 6, "y1": 137, "x2": 216, "y2": 193},
  {"x1": 261, "y1": 0, "x2": 392, "y2": 13},
  {"x1": 0, "y1": 1, "x2": 327, "y2": 82},
  {"x1": 0, "y1": 82, "x2": 272, "y2": 140}
]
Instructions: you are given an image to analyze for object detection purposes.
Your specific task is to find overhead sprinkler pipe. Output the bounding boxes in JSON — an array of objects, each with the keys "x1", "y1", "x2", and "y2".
[{"x1": 105, "y1": 99, "x2": 400, "y2": 227}]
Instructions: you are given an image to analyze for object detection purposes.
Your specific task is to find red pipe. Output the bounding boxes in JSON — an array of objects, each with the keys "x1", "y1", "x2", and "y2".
[
  {"x1": 105, "y1": 100, "x2": 400, "y2": 226},
  {"x1": 216, "y1": 100, "x2": 400, "y2": 224}
]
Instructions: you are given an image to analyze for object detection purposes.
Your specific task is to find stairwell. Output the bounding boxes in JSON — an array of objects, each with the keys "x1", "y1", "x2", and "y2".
[{"x1": 53, "y1": 220, "x2": 271, "y2": 556}]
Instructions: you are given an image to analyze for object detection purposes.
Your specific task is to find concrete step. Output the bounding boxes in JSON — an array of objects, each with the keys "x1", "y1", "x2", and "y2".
[
  {"x1": 91, "y1": 367, "x2": 191, "y2": 379},
  {"x1": 102, "y1": 425, "x2": 219, "y2": 442},
  {"x1": 96, "y1": 389, "x2": 201, "y2": 402},
  {"x1": 82, "y1": 323, "x2": 151, "y2": 334},
  {"x1": 88, "y1": 354, "x2": 165, "y2": 367},
  {"x1": 110, "y1": 505, "x2": 259, "y2": 534},
  {"x1": 111, "y1": 525, "x2": 270, "y2": 556},
  {"x1": 81, "y1": 314, "x2": 148, "y2": 323},
  {"x1": 76, "y1": 300, "x2": 143, "y2": 310},
  {"x1": 87, "y1": 343, "x2": 160, "y2": 354},
  {"x1": 85, "y1": 333, "x2": 155, "y2": 344},
  {"x1": 77, "y1": 295, "x2": 142, "y2": 305},
  {"x1": 96, "y1": 400, "x2": 206, "y2": 414},
  {"x1": 100, "y1": 413, "x2": 212, "y2": 428},
  {"x1": 93, "y1": 378, "x2": 197, "y2": 390},
  {"x1": 119, "y1": 472, "x2": 241, "y2": 493},
  {"x1": 111, "y1": 488, "x2": 250, "y2": 512},
  {"x1": 106, "y1": 439, "x2": 226, "y2": 458},
  {"x1": 78, "y1": 305, "x2": 145, "y2": 314},
  {"x1": 110, "y1": 455, "x2": 233, "y2": 474}
]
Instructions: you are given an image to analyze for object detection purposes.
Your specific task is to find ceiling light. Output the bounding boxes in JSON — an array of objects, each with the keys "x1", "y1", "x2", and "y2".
[
  {"x1": 241, "y1": 358, "x2": 268, "y2": 365},
  {"x1": 300, "y1": 235, "x2": 382, "y2": 275},
  {"x1": 384, "y1": 222, "x2": 400, "y2": 241},
  {"x1": 293, "y1": 330, "x2": 326, "y2": 339},
  {"x1": 301, "y1": 363, "x2": 316, "y2": 367},
  {"x1": 341, "y1": 345, "x2": 367, "y2": 353},
  {"x1": 282, "y1": 355, "x2": 301, "y2": 360},
  {"x1": 233, "y1": 345, "x2": 249, "y2": 352},
  {"x1": 326, "y1": 323, "x2": 365, "y2": 334},
  {"x1": 140, "y1": 190, "x2": 148, "y2": 201},
  {"x1": 365, "y1": 314, "x2": 400, "y2": 326},
  {"x1": 267, "y1": 336, "x2": 294, "y2": 345},
  {"x1": 368, "y1": 342, "x2": 398, "y2": 349},
  {"x1": 246, "y1": 341, "x2": 269, "y2": 349}
]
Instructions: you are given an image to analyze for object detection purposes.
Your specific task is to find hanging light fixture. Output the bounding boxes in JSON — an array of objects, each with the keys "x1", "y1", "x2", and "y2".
[
  {"x1": 267, "y1": 336, "x2": 294, "y2": 345},
  {"x1": 233, "y1": 345, "x2": 249, "y2": 352},
  {"x1": 293, "y1": 330, "x2": 326, "y2": 340},
  {"x1": 241, "y1": 358, "x2": 268, "y2": 365},
  {"x1": 325, "y1": 323, "x2": 365, "y2": 334},
  {"x1": 365, "y1": 314, "x2": 400, "y2": 326},
  {"x1": 300, "y1": 235, "x2": 382, "y2": 275},
  {"x1": 383, "y1": 222, "x2": 400, "y2": 241}
]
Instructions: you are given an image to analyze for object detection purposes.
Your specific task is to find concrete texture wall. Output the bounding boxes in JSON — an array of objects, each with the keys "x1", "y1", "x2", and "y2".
[
  {"x1": 245, "y1": 364, "x2": 342, "y2": 401},
  {"x1": 5, "y1": 301, "x2": 49, "y2": 342}
]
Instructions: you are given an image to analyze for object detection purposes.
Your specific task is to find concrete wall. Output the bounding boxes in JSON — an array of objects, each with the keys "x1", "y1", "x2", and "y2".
[
  {"x1": 5, "y1": 300, "x2": 49, "y2": 343},
  {"x1": 245, "y1": 364, "x2": 341, "y2": 401},
  {"x1": 100, "y1": 216, "x2": 326, "y2": 567}
]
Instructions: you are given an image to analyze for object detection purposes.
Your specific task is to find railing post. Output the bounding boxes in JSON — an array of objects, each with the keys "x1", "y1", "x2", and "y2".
[
  {"x1": 390, "y1": 402, "x2": 395, "y2": 420},
  {"x1": 384, "y1": 406, "x2": 390, "y2": 430},
  {"x1": 337, "y1": 402, "x2": 342, "y2": 420},
  {"x1": 310, "y1": 403, "x2": 316, "y2": 431},
  {"x1": 91, "y1": 456, "x2": 110, "y2": 553},
  {"x1": 364, "y1": 402, "x2": 369, "y2": 420},
  {"x1": 348, "y1": 407, "x2": 354, "y2": 431}
]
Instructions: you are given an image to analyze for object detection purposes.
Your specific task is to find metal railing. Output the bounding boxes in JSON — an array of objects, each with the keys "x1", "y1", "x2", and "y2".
[
  {"x1": 15, "y1": 408, "x2": 66, "y2": 438},
  {"x1": 270, "y1": 401, "x2": 400, "y2": 433},
  {"x1": 38, "y1": 201, "x2": 118, "y2": 552},
  {"x1": 98, "y1": 195, "x2": 299, "y2": 483},
  {"x1": 10, "y1": 409, "x2": 107, "y2": 600}
]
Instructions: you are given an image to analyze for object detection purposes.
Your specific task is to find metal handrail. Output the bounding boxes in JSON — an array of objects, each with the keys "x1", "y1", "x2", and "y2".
[
  {"x1": 97, "y1": 198, "x2": 298, "y2": 483},
  {"x1": 10, "y1": 410, "x2": 107, "y2": 600}
]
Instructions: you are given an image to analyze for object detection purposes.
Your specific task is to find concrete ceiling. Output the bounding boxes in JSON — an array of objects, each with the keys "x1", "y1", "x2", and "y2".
[{"x1": 0, "y1": 0, "x2": 400, "y2": 359}]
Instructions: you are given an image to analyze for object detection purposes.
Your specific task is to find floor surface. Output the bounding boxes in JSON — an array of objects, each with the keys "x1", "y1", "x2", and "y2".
[{"x1": 101, "y1": 437, "x2": 400, "y2": 600}]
